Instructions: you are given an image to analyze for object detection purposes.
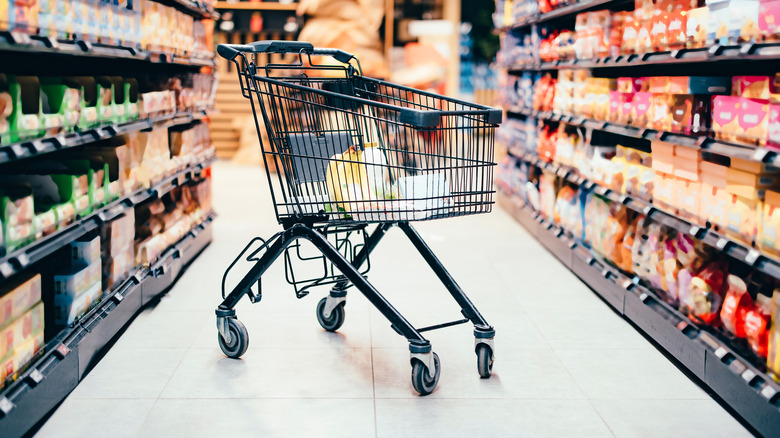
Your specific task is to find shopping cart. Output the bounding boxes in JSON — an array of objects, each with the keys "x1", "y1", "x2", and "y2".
[{"x1": 215, "y1": 41, "x2": 502, "y2": 395}]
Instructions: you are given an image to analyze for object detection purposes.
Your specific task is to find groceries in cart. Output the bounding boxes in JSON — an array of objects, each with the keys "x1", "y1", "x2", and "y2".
[{"x1": 321, "y1": 141, "x2": 453, "y2": 221}]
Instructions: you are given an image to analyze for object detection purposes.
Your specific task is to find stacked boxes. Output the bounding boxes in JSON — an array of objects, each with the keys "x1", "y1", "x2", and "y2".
[
  {"x1": 0, "y1": 274, "x2": 44, "y2": 389},
  {"x1": 53, "y1": 236, "x2": 102, "y2": 326},
  {"x1": 100, "y1": 212, "x2": 135, "y2": 292}
]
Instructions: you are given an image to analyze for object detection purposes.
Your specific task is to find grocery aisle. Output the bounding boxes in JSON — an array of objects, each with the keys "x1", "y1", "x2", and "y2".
[{"x1": 37, "y1": 161, "x2": 751, "y2": 437}]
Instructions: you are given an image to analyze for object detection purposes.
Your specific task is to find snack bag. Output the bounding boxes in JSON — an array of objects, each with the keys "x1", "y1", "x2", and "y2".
[
  {"x1": 720, "y1": 275, "x2": 753, "y2": 337},
  {"x1": 325, "y1": 145, "x2": 375, "y2": 212},
  {"x1": 745, "y1": 294, "x2": 772, "y2": 357},
  {"x1": 687, "y1": 260, "x2": 728, "y2": 325},
  {"x1": 646, "y1": 222, "x2": 668, "y2": 290},
  {"x1": 619, "y1": 215, "x2": 642, "y2": 273}
]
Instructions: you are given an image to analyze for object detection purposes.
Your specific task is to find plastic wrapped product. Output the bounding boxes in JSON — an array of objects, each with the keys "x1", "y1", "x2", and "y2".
[
  {"x1": 686, "y1": 260, "x2": 728, "y2": 325},
  {"x1": 720, "y1": 275, "x2": 752, "y2": 336},
  {"x1": 745, "y1": 294, "x2": 772, "y2": 357}
]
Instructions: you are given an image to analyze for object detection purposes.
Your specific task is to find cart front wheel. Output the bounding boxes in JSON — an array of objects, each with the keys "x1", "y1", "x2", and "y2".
[
  {"x1": 411, "y1": 352, "x2": 440, "y2": 395},
  {"x1": 476, "y1": 344, "x2": 493, "y2": 378},
  {"x1": 316, "y1": 297, "x2": 345, "y2": 332},
  {"x1": 218, "y1": 318, "x2": 249, "y2": 359}
]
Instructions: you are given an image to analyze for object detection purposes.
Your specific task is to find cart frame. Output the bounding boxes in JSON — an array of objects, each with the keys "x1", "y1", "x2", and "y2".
[{"x1": 215, "y1": 41, "x2": 500, "y2": 395}]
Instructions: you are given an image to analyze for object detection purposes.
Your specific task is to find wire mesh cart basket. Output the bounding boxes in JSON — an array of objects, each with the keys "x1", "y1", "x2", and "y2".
[{"x1": 216, "y1": 41, "x2": 502, "y2": 395}]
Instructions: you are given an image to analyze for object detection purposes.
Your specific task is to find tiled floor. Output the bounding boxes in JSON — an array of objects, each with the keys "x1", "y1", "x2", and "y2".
[{"x1": 37, "y1": 162, "x2": 752, "y2": 437}]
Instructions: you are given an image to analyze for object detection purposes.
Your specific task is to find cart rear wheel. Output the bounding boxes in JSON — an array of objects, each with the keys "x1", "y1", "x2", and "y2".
[
  {"x1": 218, "y1": 318, "x2": 249, "y2": 359},
  {"x1": 316, "y1": 297, "x2": 345, "y2": 332},
  {"x1": 411, "y1": 352, "x2": 440, "y2": 395},
  {"x1": 476, "y1": 344, "x2": 493, "y2": 378}
]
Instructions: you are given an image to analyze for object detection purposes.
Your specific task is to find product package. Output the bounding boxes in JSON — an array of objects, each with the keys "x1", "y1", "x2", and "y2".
[{"x1": 0, "y1": 273, "x2": 41, "y2": 329}]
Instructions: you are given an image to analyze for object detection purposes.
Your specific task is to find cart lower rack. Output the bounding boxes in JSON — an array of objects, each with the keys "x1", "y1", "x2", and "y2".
[{"x1": 215, "y1": 40, "x2": 502, "y2": 395}]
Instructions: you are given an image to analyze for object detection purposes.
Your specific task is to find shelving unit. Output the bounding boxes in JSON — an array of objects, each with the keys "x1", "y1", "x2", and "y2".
[
  {"x1": 496, "y1": 0, "x2": 627, "y2": 32},
  {"x1": 0, "y1": 213, "x2": 214, "y2": 437},
  {"x1": 496, "y1": 0, "x2": 780, "y2": 435},
  {"x1": 506, "y1": 106, "x2": 780, "y2": 166},
  {"x1": 0, "y1": 109, "x2": 209, "y2": 165},
  {"x1": 498, "y1": 188, "x2": 780, "y2": 438},
  {"x1": 0, "y1": 1, "x2": 218, "y2": 435},
  {"x1": 506, "y1": 42, "x2": 780, "y2": 72}
]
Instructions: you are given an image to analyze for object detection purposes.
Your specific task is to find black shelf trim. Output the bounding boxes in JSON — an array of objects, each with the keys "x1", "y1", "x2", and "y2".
[
  {"x1": 504, "y1": 42, "x2": 780, "y2": 71},
  {"x1": 509, "y1": 149, "x2": 780, "y2": 284},
  {"x1": 496, "y1": 0, "x2": 626, "y2": 33},
  {"x1": 0, "y1": 109, "x2": 210, "y2": 166},
  {"x1": 0, "y1": 214, "x2": 214, "y2": 437},
  {"x1": 164, "y1": 0, "x2": 220, "y2": 19},
  {"x1": 0, "y1": 154, "x2": 216, "y2": 282},
  {"x1": 0, "y1": 31, "x2": 216, "y2": 68},
  {"x1": 497, "y1": 191, "x2": 780, "y2": 437},
  {"x1": 506, "y1": 106, "x2": 779, "y2": 165}
]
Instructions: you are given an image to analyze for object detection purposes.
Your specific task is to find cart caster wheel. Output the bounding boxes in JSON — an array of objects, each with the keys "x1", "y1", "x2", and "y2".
[
  {"x1": 411, "y1": 352, "x2": 440, "y2": 395},
  {"x1": 316, "y1": 297, "x2": 345, "y2": 332},
  {"x1": 476, "y1": 344, "x2": 493, "y2": 378},
  {"x1": 218, "y1": 318, "x2": 249, "y2": 359}
]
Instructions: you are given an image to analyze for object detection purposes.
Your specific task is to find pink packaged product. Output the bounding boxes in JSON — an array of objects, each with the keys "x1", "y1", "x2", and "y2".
[
  {"x1": 609, "y1": 91, "x2": 621, "y2": 122},
  {"x1": 712, "y1": 95, "x2": 741, "y2": 140},
  {"x1": 769, "y1": 103, "x2": 780, "y2": 147},
  {"x1": 736, "y1": 98, "x2": 770, "y2": 145},
  {"x1": 759, "y1": 0, "x2": 780, "y2": 40},
  {"x1": 631, "y1": 92, "x2": 652, "y2": 127}
]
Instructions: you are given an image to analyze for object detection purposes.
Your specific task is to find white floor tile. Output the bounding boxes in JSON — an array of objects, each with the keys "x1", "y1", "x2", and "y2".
[
  {"x1": 556, "y1": 349, "x2": 710, "y2": 400},
  {"x1": 36, "y1": 398, "x2": 156, "y2": 438},
  {"x1": 592, "y1": 399, "x2": 752, "y2": 438},
  {"x1": 137, "y1": 398, "x2": 375, "y2": 438},
  {"x1": 375, "y1": 399, "x2": 613, "y2": 438}
]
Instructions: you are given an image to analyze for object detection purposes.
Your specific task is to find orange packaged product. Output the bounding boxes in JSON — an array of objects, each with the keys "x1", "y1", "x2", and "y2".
[
  {"x1": 725, "y1": 193, "x2": 761, "y2": 244},
  {"x1": 759, "y1": 190, "x2": 780, "y2": 255},
  {"x1": 686, "y1": 7, "x2": 709, "y2": 48},
  {"x1": 700, "y1": 182, "x2": 730, "y2": 229},
  {"x1": 622, "y1": 14, "x2": 640, "y2": 54},
  {"x1": 636, "y1": 17, "x2": 654, "y2": 53},
  {"x1": 650, "y1": 94, "x2": 672, "y2": 131},
  {"x1": 733, "y1": 76, "x2": 772, "y2": 100},
  {"x1": 667, "y1": 10, "x2": 688, "y2": 49},
  {"x1": 673, "y1": 147, "x2": 701, "y2": 181},
  {"x1": 650, "y1": 11, "x2": 670, "y2": 51}
]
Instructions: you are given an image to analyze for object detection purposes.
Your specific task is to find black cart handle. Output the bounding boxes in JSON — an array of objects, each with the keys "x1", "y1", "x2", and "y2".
[{"x1": 217, "y1": 40, "x2": 355, "y2": 64}]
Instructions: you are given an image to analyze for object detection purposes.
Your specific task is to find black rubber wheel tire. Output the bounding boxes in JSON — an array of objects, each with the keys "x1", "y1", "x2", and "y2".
[
  {"x1": 411, "y1": 352, "x2": 440, "y2": 396},
  {"x1": 316, "y1": 297, "x2": 345, "y2": 332},
  {"x1": 476, "y1": 344, "x2": 493, "y2": 378},
  {"x1": 218, "y1": 318, "x2": 249, "y2": 359}
]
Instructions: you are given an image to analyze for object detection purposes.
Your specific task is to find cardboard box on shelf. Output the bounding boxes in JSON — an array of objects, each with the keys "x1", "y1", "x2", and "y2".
[
  {"x1": 0, "y1": 273, "x2": 41, "y2": 330},
  {"x1": 0, "y1": 302, "x2": 43, "y2": 359}
]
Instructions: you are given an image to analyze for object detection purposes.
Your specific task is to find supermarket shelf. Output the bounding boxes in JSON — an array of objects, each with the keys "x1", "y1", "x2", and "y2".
[
  {"x1": 510, "y1": 148, "x2": 780, "y2": 286},
  {"x1": 506, "y1": 106, "x2": 780, "y2": 166},
  {"x1": 0, "y1": 154, "x2": 216, "y2": 282},
  {"x1": 0, "y1": 31, "x2": 216, "y2": 68},
  {"x1": 497, "y1": 191, "x2": 780, "y2": 437},
  {"x1": 505, "y1": 42, "x2": 780, "y2": 72},
  {"x1": 215, "y1": 1, "x2": 297, "y2": 10},
  {"x1": 496, "y1": 0, "x2": 627, "y2": 33},
  {"x1": 0, "y1": 109, "x2": 210, "y2": 166},
  {"x1": 0, "y1": 213, "x2": 214, "y2": 438},
  {"x1": 157, "y1": 0, "x2": 220, "y2": 19}
]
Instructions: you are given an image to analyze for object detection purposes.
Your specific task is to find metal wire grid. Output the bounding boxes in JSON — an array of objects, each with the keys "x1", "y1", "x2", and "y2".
[{"x1": 239, "y1": 64, "x2": 498, "y2": 225}]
